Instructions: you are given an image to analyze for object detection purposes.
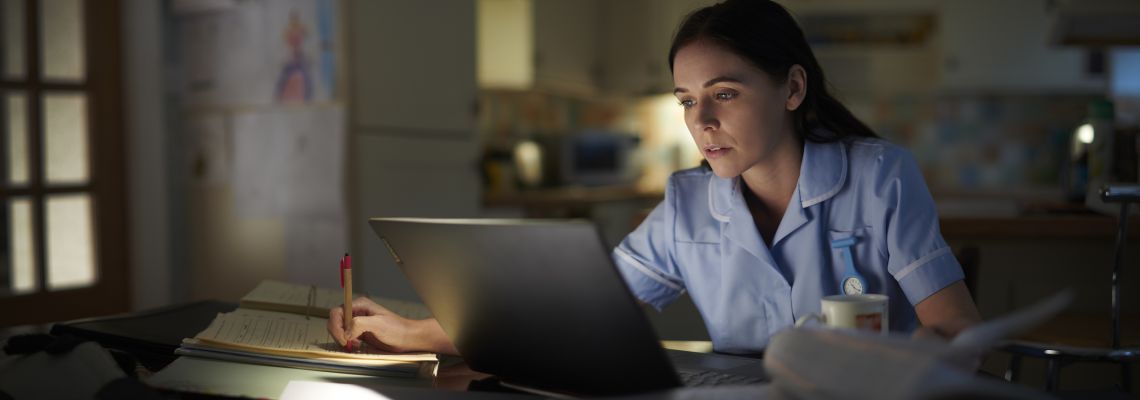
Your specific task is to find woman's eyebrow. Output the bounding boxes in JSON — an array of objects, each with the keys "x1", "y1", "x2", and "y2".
[{"x1": 673, "y1": 76, "x2": 746, "y2": 95}]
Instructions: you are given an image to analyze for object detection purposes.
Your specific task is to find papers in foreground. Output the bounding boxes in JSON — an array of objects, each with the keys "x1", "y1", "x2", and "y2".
[{"x1": 765, "y1": 291, "x2": 1073, "y2": 400}]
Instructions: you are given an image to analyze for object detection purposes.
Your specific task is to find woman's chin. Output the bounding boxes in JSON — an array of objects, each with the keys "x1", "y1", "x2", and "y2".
[{"x1": 708, "y1": 164, "x2": 740, "y2": 179}]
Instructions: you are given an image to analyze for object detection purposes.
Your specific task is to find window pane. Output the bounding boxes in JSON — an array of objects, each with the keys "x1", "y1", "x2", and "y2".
[
  {"x1": 6, "y1": 93, "x2": 29, "y2": 186},
  {"x1": 47, "y1": 193, "x2": 95, "y2": 291},
  {"x1": 40, "y1": 0, "x2": 85, "y2": 81},
  {"x1": 43, "y1": 93, "x2": 89, "y2": 184},
  {"x1": 2, "y1": 0, "x2": 25, "y2": 79},
  {"x1": 7, "y1": 198, "x2": 36, "y2": 295}
]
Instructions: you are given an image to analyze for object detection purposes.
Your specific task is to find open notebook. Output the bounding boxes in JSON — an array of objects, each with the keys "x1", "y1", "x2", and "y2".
[
  {"x1": 238, "y1": 279, "x2": 432, "y2": 320},
  {"x1": 178, "y1": 281, "x2": 437, "y2": 377}
]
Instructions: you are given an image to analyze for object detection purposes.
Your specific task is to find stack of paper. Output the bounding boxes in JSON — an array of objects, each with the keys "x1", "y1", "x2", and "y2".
[
  {"x1": 763, "y1": 292, "x2": 1073, "y2": 400},
  {"x1": 177, "y1": 281, "x2": 438, "y2": 378}
]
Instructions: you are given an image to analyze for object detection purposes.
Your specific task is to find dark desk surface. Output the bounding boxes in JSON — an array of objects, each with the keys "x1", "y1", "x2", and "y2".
[
  {"x1": 40, "y1": 300, "x2": 508, "y2": 397},
  {"x1": 50, "y1": 300, "x2": 238, "y2": 371},
  {"x1": 31, "y1": 300, "x2": 768, "y2": 399}
]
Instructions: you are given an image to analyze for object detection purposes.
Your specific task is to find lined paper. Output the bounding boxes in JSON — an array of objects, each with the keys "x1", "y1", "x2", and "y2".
[
  {"x1": 193, "y1": 309, "x2": 435, "y2": 362},
  {"x1": 240, "y1": 280, "x2": 432, "y2": 319}
]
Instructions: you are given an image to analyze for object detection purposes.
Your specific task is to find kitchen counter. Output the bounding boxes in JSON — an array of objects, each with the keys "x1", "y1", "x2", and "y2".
[
  {"x1": 484, "y1": 186, "x2": 1140, "y2": 240},
  {"x1": 483, "y1": 185, "x2": 663, "y2": 208},
  {"x1": 940, "y1": 215, "x2": 1140, "y2": 240}
]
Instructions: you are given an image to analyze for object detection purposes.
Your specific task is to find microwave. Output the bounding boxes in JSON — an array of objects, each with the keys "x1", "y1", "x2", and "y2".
[{"x1": 532, "y1": 131, "x2": 641, "y2": 187}]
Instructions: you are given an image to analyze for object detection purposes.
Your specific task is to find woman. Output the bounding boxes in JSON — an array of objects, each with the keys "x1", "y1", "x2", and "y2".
[
  {"x1": 329, "y1": 0, "x2": 980, "y2": 355},
  {"x1": 615, "y1": 0, "x2": 980, "y2": 354}
]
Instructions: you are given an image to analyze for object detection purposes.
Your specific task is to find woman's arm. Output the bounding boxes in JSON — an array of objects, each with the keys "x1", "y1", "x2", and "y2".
[
  {"x1": 408, "y1": 318, "x2": 460, "y2": 355},
  {"x1": 913, "y1": 280, "x2": 982, "y2": 340}
]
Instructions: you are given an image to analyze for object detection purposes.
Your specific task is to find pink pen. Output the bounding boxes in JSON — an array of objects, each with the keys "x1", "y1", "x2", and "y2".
[{"x1": 341, "y1": 253, "x2": 354, "y2": 351}]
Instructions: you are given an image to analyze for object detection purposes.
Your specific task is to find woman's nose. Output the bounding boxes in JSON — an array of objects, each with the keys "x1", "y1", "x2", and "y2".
[{"x1": 694, "y1": 102, "x2": 719, "y2": 131}]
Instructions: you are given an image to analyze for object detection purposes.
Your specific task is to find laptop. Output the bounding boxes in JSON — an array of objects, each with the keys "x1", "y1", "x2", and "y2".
[{"x1": 369, "y1": 218, "x2": 766, "y2": 396}]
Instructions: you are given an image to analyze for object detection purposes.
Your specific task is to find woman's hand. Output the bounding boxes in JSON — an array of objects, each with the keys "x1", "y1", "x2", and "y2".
[
  {"x1": 328, "y1": 296, "x2": 416, "y2": 352},
  {"x1": 327, "y1": 297, "x2": 459, "y2": 355}
]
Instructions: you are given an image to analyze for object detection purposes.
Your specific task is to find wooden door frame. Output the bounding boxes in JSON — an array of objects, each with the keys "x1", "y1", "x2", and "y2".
[{"x1": 0, "y1": 0, "x2": 128, "y2": 326}]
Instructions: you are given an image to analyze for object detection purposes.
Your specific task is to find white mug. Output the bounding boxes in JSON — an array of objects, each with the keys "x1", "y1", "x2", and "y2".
[{"x1": 794, "y1": 294, "x2": 889, "y2": 334}]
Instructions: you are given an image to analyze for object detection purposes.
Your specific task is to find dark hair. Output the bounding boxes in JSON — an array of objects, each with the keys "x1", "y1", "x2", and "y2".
[{"x1": 669, "y1": 0, "x2": 876, "y2": 142}]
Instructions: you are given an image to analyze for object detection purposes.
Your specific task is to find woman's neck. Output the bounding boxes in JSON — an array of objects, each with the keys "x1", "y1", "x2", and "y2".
[
  {"x1": 740, "y1": 137, "x2": 803, "y2": 245},
  {"x1": 740, "y1": 138, "x2": 803, "y2": 214}
]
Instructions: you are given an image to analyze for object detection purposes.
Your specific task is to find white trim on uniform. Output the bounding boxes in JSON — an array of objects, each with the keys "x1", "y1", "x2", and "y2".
[
  {"x1": 801, "y1": 141, "x2": 848, "y2": 208},
  {"x1": 894, "y1": 246, "x2": 951, "y2": 280},
  {"x1": 614, "y1": 247, "x2": 685, "y2": 292}
]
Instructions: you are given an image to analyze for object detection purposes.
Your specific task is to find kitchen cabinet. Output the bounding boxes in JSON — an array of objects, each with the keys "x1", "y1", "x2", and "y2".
[
  {"x1": 1048, "y1": 0, "x2": 1140, "y2": 46},
  {"x1": 478, "y1": 0, "x2": 533, "y2": 90},
  {"x1": 478, "y1": 0, "x2": 602, "y2": 95},
  {"x1": 480, "y1": 0, "x2": 721, "y2": 96},
  {"x1": 352, "y1": 0, "x2": 476, "y2": 133},
  {"x1": 532, "y1": 0, "x2": 602, "y2": 95},
  {"x1": 485, "y1": 0, "x2": 1107, "y2": 96},
  {"x1": 936, "y1": 0, "x2": 1105, "y2": 93},
  {"x1": 598, "y1": 0, "x2": 718, "y2": 96},
  {"x1": 601, "y1": 0, "x2": 938, "y2": 96},
  {"x1": 787, "y1": 5, "x2": 942, "y2": 96},
  {"x1": 598, "y1": 0, "x2": 664, "y2": 95},
  {"x1": 811, "y1": 45, "x2": 940, "y2": 96}
]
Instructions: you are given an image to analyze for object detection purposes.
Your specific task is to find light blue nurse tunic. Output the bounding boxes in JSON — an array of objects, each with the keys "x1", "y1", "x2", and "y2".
[{"x1": 612, "y1": 137, "x2": 964, "y2": 354}]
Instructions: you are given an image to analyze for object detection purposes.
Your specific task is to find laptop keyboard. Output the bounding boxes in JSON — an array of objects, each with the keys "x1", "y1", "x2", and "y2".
[{"x1": 678, "y1": 370, "x2": 765, "y2": 386}]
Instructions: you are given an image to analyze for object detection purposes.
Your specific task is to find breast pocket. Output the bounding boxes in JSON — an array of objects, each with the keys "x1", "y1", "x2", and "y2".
[{"x1": 827, "y1": 227, "x2": 888, "y2": 294}]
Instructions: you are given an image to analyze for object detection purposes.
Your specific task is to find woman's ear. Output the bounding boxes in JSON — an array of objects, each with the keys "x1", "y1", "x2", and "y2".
[{"x1": 785, "y1": 64, "x2": 807, "y2": 111}]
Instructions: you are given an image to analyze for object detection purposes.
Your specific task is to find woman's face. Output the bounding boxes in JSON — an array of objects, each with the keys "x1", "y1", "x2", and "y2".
[{"x1": 672, "y1": 39, "x2": 801, "y2": 179}]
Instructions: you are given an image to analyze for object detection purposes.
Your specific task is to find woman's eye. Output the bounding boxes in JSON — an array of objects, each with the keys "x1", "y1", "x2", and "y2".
[
  {"x1": 715, "y1": 91, "x2": 737, "y2": 100},
  {"x1": 678, "y1": 99, "x2": 695, "y2": 109}
]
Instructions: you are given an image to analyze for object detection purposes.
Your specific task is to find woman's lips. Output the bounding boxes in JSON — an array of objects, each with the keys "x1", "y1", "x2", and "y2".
[{"x1": 704, "y1": 146, "x2": 731, "y2": 159}]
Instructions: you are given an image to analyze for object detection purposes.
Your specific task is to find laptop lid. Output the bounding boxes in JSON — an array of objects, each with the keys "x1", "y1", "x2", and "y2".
[{"x1": 369, "y1": 218, "x2": 682, "y2": 396}]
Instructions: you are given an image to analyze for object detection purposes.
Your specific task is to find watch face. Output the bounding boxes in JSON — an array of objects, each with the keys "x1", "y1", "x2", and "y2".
[{"x1": 843, "y1": 277, "x2": 864, "y2": 295}]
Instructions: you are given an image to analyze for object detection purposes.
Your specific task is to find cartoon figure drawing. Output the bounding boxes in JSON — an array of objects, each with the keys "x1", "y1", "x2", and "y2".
[{"x1": 275, "y1": 10, "x2": 313, "y2": 102}]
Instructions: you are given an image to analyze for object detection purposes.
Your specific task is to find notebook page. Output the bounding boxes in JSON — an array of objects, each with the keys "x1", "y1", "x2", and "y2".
[
  {"x1": 193, "y1": 309, "x2": 435, "y2": 362},
  {"x1": 240, "y1": 280, "x2": 328, "y2": 311},
  {"x1": 241, "y1": 280, "x2": 431, "y2": 319}
]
